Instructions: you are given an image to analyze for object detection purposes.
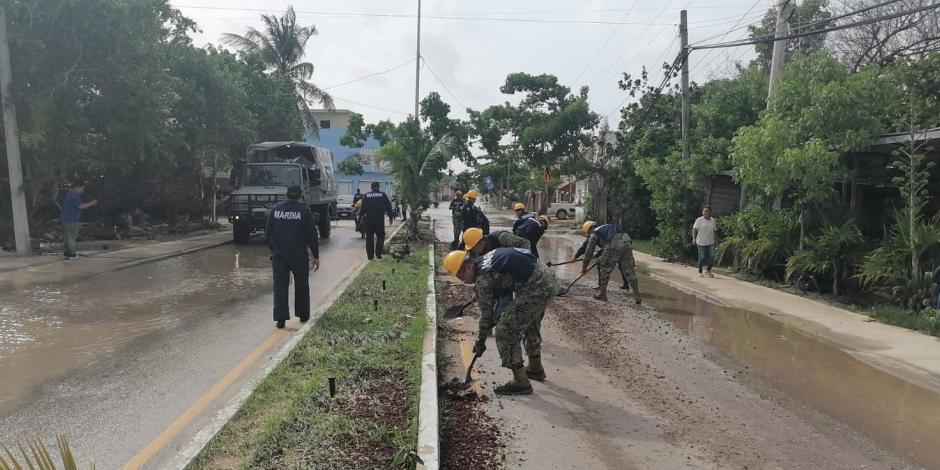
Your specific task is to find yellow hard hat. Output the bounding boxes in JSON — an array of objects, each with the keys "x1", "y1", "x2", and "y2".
[
  {"x1": 513, "y1": 202, "x2": 525, "y2": 211},
  {"x1": 462, "y1": 227, "x2": 484, "y2": 250},
  {"x1": 455, "y1": 190, "x2": 463, "y2": 197},
  {"x1": 582, "y1": 221, "x2": 597, "y2": 234},
  {"x1": 442, "y1": 250, "x2": 468, "y2": 277},
  {"x1": 538, "y1": 215, "x2": 550, "y2": 224},
  {"x1": 465, "y1": 189, "x2": 479, "y2": 199}
]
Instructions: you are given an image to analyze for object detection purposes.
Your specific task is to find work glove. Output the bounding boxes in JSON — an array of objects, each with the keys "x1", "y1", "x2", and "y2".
[{"x1": 472, "y1": 336, "x2": 487, "y2": 357}]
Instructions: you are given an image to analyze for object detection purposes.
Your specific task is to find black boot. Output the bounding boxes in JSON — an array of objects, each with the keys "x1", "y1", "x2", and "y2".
[{"x1": 276, "y1": 320, "x2": 286, "y2": 329}]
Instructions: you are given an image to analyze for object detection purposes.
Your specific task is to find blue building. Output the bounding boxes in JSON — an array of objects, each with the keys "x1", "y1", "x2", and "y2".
[{"x1": 307, "y1": 109, "x2": 395, "y2": 197}]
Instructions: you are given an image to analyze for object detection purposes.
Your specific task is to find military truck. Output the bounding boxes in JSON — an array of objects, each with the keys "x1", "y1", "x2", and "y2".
[{"x1": 227, "y1": 142, "x2": 337, "y2": 243}]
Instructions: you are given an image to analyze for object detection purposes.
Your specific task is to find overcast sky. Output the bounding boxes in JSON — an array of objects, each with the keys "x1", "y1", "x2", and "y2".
[{"x1": 172, "y1": 0, "x2": 767, "y2": 171}]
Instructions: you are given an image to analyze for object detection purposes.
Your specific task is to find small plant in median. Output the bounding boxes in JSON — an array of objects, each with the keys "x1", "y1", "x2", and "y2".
[{"x1": 188, "y1": 239, "x2": 430, "y2": 469}]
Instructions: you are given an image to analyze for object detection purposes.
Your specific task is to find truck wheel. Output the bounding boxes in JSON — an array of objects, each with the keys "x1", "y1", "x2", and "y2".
[
  {"x1": 556, "y1": 209, "x2": 568, "y2": 220},
  {"x1": 233, "y1": 221, "x2": 251, "y2": 243},
  {"x1": 316, "y1": 206, "x2": 331, "y2": 239}
]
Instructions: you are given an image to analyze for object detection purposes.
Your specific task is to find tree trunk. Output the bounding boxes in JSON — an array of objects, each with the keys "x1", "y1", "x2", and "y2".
[{"x1": 832, "y1": 264, "x2": 839, "y2": 297}]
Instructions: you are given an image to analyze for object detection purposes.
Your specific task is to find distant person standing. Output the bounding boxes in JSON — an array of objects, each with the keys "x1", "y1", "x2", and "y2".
[
  {"x1": 59, "y1": 180, "x2": 98, "y2": 260},
  {"x1": 265, "y1": 185, "x2": 320, "y2": 329},
  {"x1": 361, "y1": 181, "x2": 393, "y2": 260},
  {"x1": 460, "y1": 190, "x2": 490, "y2": 235},
  {"x1": 449, "y1": 191, "x2": 464, "y2": 249},
  {"x1": 692, "y1": 207, "x2": 718, "y2": 278},
  {"x1": 352, "y1": 188, "x2": 363, "y2": 205}
]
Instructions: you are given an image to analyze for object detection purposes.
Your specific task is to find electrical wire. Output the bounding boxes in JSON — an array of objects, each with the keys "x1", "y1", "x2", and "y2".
[
  {"x1": 586, "y1": 0, "x2": 679, "y2": 88},
  {"x1": 690, "y1": 1, "x2": 940, "y2": 50},
  {"x1": 323, "y1": 58, "x2": 415, "y2": 90},
  {"x1": 331, "y1": 96, "x2": 411, "y2": 116},
  {"x1": 571, "y1": 0, "x2": 642, "y2": 85},
  {"x1": 421, "y1": 56, "x2": 468, "y2": 110},
  {"x1": 690, "y1": 0, "x2": 764, "y2": 70}
]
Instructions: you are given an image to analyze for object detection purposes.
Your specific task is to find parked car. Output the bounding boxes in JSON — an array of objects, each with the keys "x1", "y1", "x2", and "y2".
[
  {"x1": 336, "y1": 195, "x2": 355, "y2": 219},
  {"x1": 549, "y1": 201, "x2": 578, "y2": 220}
]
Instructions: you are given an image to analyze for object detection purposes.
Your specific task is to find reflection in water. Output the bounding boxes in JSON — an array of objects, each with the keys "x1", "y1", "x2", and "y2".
[
  {"x1": 0, "y1": 244, "x2": 272, "y2": 417},
  {"x1": 438, "y1": 213, "x2": 940, "y2": 468}
]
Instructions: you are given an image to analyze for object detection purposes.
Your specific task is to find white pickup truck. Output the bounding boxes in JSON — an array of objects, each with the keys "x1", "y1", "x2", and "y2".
[{"x1": 549, "y1": 201, "x2": 578, "y2": 220}]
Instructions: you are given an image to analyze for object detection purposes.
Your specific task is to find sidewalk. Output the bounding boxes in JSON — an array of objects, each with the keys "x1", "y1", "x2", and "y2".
[
  {"x1": 632, "y1": 249, "x2": 940, "y2": 391},
  {"x1": 0, "y1": 231, "x2": 232, "y2": 290}
]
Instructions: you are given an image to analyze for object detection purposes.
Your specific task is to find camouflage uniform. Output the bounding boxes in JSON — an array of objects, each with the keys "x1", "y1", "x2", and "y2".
[
  {"x1": 491, "y1": 230, "x2": 531, "y2": 251},
  {"x1": 583, "y1": 226, "x2": 637, "y2": 297},
  {"x1": 477, "y1": 261, "x2": 558, "y2": 369},
  {"x1": 449, "y1": 197, "x2": 464, "y2": 247}
]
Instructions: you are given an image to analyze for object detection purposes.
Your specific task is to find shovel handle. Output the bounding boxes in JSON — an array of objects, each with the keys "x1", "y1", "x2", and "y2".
[
  {"x1": 464, "y1": 353, "x2": 480, "y2": 383},
  {"x1": 557, "y1": 262, "x2": 598, "y2": 296},
  {"x1": 547, "y1": 257, "x2": 581, "y2": 267}
]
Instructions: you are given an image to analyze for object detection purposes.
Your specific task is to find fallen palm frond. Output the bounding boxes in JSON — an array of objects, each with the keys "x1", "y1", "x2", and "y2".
[{"x1": 0, "y1": 435, "x2": 92, "y2": 470}]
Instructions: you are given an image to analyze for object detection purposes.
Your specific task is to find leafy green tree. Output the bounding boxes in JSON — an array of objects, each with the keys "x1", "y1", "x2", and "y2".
[
  {"x1": 223, "y1": 6, "x2": 333, "y2": 134},
  {"x1": 786, "y1": 218, "x2": 865, "y2": 295},
  {"x1": 747, "y1": 0, "x2": 832, "y2": 71}
]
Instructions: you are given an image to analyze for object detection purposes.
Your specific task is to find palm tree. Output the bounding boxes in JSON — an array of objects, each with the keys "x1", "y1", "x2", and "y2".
[
  {"x1": 222, "y1": 6, "x2": 334, "y2": 135},
  {"x1": 378, "y1": 118, "x2": 453, "y2": 234}
]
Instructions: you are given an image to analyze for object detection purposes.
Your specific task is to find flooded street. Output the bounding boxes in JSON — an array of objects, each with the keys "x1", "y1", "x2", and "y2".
[
  {"x1": 0, "y1": 221, "x2": 370, "y2": 469},
  {"x1": 435, "y1": 206, "x2": 938, "y2": 468},
  {"x1": 0, "y1": 244, "x2": 271, "y2": 416}
]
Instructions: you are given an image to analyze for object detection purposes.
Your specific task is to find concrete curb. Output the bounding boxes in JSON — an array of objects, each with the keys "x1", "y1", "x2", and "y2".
[
  {"x1": 646, "y1": 271, "x2": 730, "y2": 307},
  {"x1": 169, "y1": 255, "x2": 370, "y2": 469},
  {"x1": 416, "y1": 219, "x2": 440, "y2": 470},
  {"x1": 171, "y1": 219, "x2": 410, "y2": 469}
]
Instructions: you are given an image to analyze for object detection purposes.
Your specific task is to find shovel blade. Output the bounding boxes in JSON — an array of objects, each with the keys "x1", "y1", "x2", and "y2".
[{"x1": 443, "y1": 300, "x2": 473, "y2": 320}]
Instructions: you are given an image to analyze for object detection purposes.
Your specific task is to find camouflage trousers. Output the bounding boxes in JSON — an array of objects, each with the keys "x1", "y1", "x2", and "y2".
[
  {"x1": 597, "y1": 234, "x2": 637, "y2": 290},
  {"x1": 451, "y1": 215, "x2": 463, "y2": 243},
  {"x1": 494, "y1": 264, "x2": 558, "y2": 369}
]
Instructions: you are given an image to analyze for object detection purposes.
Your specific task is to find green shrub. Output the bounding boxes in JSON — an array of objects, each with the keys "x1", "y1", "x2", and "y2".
[
  {"x1": 870, "y1": 306, "x2": 940, "y2": 337},
  {"x1": 718, "y1": 207, "x2": 799, "y2": 279},
  {"x1": 785, "y1": 218, "x2": 865, "y2": 296}
]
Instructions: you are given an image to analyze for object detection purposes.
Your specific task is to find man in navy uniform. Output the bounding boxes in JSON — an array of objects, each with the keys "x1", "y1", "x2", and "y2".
[
  {"x1": 266, "y1": 185, "x2": 320, "y2": 329},
  {"x1": 361, "y1": 181, "x2": 393, "y2": 260}
]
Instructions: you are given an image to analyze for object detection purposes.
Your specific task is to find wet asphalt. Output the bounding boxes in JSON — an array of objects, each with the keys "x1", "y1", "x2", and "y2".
[{"x1": 0, "y1": 220, "x2": 371, "y2": 469}]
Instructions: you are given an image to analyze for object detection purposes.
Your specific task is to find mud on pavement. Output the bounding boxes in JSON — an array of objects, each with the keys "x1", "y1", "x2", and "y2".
[{"x1": 550, "y1": 284, "x2": 919, "y2": 469}]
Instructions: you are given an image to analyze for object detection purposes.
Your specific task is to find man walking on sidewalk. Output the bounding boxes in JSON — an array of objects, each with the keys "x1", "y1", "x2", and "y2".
[
  {"x1": 692, "y1": 207, "x2": 718, "y2": 278},
  {"x1": 361, "y1": 181, "x2": 393, "y2": 260},
  {"x1": 266, "y1": 185, "x2": 320, "y2": 329},
  {"x1": 443, "y1": 248, "x2": 557, "y2": 395},
  {"x1": 59, "y1": 180, "x2": 98, "y2": 260}
]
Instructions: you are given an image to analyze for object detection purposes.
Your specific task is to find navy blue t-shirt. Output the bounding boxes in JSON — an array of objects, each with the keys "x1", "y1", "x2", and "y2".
[
  {"x1": 515, "y1": 217, "x2": 544, "y2": 239},
  {"x1": 473, "y1": 247, "x2": 537, "y2": 283},
  {"x1": 593, "y1": 224, "x2": 626, "y2": 245},
  {"x1": 59, "y1": 191, "x2": 82, "y2": 223}
]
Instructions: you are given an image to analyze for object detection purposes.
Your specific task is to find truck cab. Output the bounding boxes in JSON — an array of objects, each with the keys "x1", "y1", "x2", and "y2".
[{"x1": 227, "y1": 142, "x2": 337, "y2": 243}]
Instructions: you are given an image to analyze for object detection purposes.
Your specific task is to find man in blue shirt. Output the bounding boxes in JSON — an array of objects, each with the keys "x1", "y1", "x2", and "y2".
[{"x1": 59, "y1": 181, "x2": 98, "y2": 259}]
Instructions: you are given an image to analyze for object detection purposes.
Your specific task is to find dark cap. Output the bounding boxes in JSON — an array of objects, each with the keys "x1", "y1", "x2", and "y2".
[{"x1": 286, "y1": 185, "x2": 303, "y2": 199}]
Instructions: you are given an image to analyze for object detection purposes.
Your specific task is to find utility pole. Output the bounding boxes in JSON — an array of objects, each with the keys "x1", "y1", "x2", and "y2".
[
  {"x1": 767, "y1": 0, "x2": 793, "y2": 108},
  {"x1": 0, "y1": 7, "x2": 31, "y2": 256},
  {"x1": 766, "y1": 0, "x2": 793, "y2": 210},
  {"x1": 679, "y1": 10, "x2": 690, "y2": 161},
  {"x1": 414, "y1": 0, "x2": 421, "y2": 120}
]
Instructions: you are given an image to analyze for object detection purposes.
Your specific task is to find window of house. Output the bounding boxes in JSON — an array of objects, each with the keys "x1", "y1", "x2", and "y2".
[{"x1": 320, "y1": 120, "x2": 331, "y2": 129}]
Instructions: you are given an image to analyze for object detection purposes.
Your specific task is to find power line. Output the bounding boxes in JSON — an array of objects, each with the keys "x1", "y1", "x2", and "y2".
[
  {"x1": 173, "y1": 5, "x2": 678, "y2": 25},
  {"x1": 331, "y1": 96, "x2": 411, "y2": 116},
  {"x1": 689, "y1": 1, "x2": 940, "y2": 51},
  {"x1": 571, "y1": 0, "x2": 642, "y2": 85},
  {"x1": 420, "y1": 56, "x2": 468, "y2": 110},
  {"x1": 607, "y1": 44, "x2": 684, "y2": 119},
  {"x1": 323, "y1": 58, "x2": 415, "y2": 90},
  {"x1": 690, "y1": 0, "x2": 764, "y2": 70},
  {"x1": 586, "y1": 0, "x2": 678, "y2": 88}
]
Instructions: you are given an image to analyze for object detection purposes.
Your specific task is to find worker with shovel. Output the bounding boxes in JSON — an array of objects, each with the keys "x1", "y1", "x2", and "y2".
[
  {"x1": 443, "y1": 248, "x2": 557, "y2": 395},
  {"x1": 580, "y1": 221, "x2": 641, "y2": 304},
  {"x1": 514, "y1": 215, "x2": 548, "y2": 259}
]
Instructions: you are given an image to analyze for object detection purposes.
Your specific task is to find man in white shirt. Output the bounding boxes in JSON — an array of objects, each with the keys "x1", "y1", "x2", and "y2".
[{"x1": 692, "y1": 207, "x2": 718, "y2": 278}]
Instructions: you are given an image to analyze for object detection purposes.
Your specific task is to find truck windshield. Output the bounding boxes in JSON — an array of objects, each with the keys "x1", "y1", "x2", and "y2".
[{"x1": 243, "y1": 165, "x2": 302, "y2": 187}]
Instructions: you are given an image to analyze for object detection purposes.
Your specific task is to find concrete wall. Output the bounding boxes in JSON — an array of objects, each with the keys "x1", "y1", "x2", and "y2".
[{"x1": 306, "y1": 110, "x2": 395, "y2": 197}]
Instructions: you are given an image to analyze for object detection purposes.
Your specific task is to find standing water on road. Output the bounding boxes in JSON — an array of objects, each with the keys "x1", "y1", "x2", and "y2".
[
  {"x1": 0, "y1": 244, "x2": 272, "y2": 417},
  {"x1": 537, "y1": 231, "x2": 940, "y2": 468}
]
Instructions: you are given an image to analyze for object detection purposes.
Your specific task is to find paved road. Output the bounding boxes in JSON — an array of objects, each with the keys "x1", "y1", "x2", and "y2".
[
  {"x1": 432, "y1": 206, "x2": 922, "y2": 469},
  {"x1": 0, "y1": 220, "x2": 377, "y2": 469}
]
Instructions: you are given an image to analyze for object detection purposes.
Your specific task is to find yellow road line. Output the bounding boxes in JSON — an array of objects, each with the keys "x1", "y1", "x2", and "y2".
[
  {"x1": 456, "y1": 318, "x2": 482, "y2": 395},
  {"x1": 123, "y1": 284, "x2": 336, "y2": 470}
]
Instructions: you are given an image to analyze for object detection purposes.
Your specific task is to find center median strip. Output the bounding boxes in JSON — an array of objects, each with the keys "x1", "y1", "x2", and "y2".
[{"x1": 179, "y1": 222, "x2": 432, "y2": 469}]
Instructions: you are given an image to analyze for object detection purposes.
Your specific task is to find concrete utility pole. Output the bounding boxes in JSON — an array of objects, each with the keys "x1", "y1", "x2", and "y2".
[
  {"x1": 414, "y1": 0, "x2": 421, "y2": 120},
  {"x1": 767, "y1": 0, "x2": 793, "y2": 108},
  {"x1": 0, "y1": 7, "x2": 31, "y2": 256},
  {"x1": 680, "y1": 10, "x2": 690, "y2": 161}
]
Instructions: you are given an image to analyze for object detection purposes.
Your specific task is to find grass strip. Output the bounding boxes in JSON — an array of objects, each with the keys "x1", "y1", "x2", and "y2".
[{"x1": 187, "y1": 243, "x2": 429, "y2": 470}]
